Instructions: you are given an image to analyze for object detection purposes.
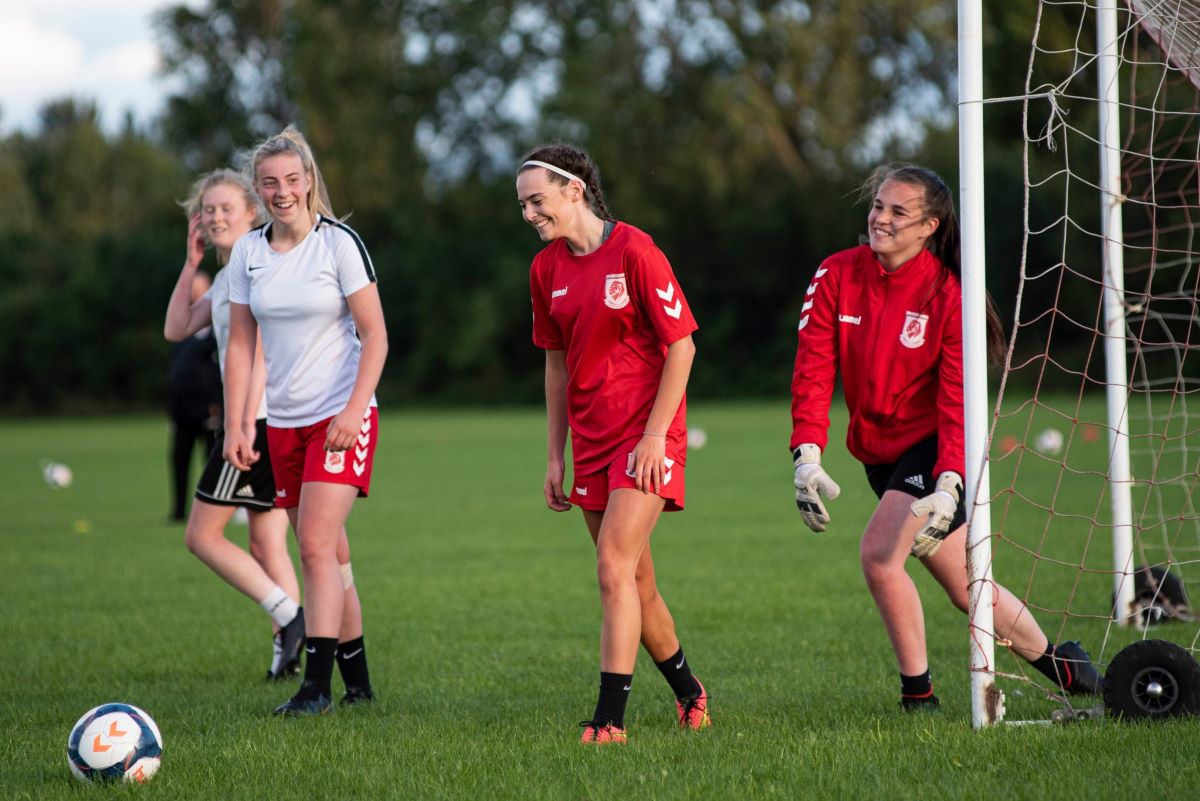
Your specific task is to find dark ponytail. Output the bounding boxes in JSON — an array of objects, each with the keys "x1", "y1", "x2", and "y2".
[
  {"x1": 517, "y1": 144, "x2": 615, "y2": 222},
  {"x1": 863, "y1": 164, "x2": 1006, "y2": 365}
]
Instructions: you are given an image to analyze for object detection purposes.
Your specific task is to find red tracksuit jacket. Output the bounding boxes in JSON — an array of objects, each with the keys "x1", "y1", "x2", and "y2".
[{"x1": 790, "y1": 244, "x2": 965, "y2": 478}]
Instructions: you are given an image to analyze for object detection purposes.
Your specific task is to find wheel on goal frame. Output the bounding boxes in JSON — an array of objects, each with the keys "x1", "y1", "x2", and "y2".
[{"x1": 1103, "y1": 640, "x2": 1200, "y2": 720}]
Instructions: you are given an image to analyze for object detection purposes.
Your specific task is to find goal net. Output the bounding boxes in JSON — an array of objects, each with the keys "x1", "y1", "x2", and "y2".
[{"x1": 972, "y1": 0, "x2": 1200, "y2": 724}]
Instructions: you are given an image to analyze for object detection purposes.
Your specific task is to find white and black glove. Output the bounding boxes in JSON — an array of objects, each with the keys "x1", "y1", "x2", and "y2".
[
  {"x1": 793, "y1": 443, "x2": 841, "y2": 532},
  {"x1": 910, "y1": 471, "x2": 964, "y2": 558}
]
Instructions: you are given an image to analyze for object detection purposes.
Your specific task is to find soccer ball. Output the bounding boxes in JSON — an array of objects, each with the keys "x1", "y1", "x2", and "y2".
[
  {"x1": 1034, "y1": 427, "x2": 1065, "y2": 456},
  {"x1": 42, "y1": 461, "x2": 73, "y2": 488},
  {"x1": 66, "y1": 703, "x2": 162, "y2": 784}
]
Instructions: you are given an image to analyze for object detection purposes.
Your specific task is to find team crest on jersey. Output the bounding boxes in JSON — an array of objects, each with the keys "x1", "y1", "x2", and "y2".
[
  {"x1": 604, "y1": 274, "x2": 630, "y2": 309},
  {"x1": 900, "y1": 311, "x2": 929, "y2": 349},
  {"x1": 324, "y1": 449, "x2": 346, "y2": 474}
]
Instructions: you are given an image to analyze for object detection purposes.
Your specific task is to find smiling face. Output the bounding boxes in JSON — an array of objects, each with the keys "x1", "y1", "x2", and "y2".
[
  {"x1": 255, "y1": 152, "x2": 312, "y2": 229},
  {"x1": 867, "y1": 179, "x2": 939, "y2": 270},
  {"x1": 516, "y1": 168, "x2": 583, "y2": 243},
  {"x1": 199, "y1": 183, "x2": 258, "y2": 258}
]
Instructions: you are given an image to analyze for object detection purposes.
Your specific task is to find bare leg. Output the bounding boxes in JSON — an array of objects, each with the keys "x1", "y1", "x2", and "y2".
[
  {"x1": 920, "y1": 524, "x2": 1050, "y2": 661},
  {"x1": 247, "y1": 507, "x2": 300, "y2": 633},
  {"x1": 859, "y1": 492, "x2": 932, "y2": 676},
  {"x1": 584, "y1": 507, "x2": 680, "y2": 662},
  {"x1": 185, "y1": 499, "x2": 278, "y2": 602},
  {"x1": 292, "y1": 483, "x2": 359, "y2": 638},
  {"x1": 585, "y1": 489, "x2": 667, "y2": 673},
  {"x1": 336, "y1": 527, "x2": 363, "y2": 642}
]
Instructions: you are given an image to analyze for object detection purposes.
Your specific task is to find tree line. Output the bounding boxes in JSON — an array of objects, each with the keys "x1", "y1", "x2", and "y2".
[{"x1": 0, "y1": 1, "x2": 1095, "y2": 413}]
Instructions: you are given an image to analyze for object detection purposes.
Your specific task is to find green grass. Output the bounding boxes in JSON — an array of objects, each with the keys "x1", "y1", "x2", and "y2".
[{"x1": 2, "y1": 403, "x2": 1198, "y2": 800}]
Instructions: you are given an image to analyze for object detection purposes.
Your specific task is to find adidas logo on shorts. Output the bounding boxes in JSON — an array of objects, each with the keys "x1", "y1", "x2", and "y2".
[
  {"x1": 904, "y1": 475, "x2": 925, "y2": 491},
  {"x1": 236, "y1": 485, "x2": 255, "y2": 498}
]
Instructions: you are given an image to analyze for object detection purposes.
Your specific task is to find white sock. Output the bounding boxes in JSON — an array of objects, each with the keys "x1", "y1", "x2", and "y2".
[{"x1": 259, "y1": 587, "x2": 300, "y2": 628}]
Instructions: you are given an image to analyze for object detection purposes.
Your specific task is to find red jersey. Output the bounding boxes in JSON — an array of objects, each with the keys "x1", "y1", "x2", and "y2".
[
  {"x1": 790, "y1": 244, "x2": 965, "y2": 477},
  {"x1": 531, "y1": 222, "x2": 698, "y2": 475}
]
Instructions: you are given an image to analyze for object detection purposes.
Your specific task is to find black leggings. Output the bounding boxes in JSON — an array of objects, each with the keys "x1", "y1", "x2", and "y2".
[{"x1": 170, "y1": 415, "x2": 217, "y2": 521}]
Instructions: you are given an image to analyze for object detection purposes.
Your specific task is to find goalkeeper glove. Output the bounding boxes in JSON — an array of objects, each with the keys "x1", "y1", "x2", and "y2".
[
  {"x1": 910, "y1": 471, "x2": 964, "y2": 558},
  {"x1": 793, "y1": 443, "x2": 841, "y2": 532}
]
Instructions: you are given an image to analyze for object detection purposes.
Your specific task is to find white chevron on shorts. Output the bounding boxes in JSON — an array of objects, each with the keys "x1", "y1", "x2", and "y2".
[{"x1": 354, "y1": 421, "x2": 371, "y2": 477}]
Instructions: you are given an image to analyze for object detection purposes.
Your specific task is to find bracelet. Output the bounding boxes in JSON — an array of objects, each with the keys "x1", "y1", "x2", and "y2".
[{"x1": 642, "y1": 431, "x2": 665, "y2": 437}]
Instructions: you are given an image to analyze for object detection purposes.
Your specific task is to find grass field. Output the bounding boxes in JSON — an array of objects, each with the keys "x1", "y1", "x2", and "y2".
[{"x1": 2, "y1": 403, "x2": 1198, "y2": 800}]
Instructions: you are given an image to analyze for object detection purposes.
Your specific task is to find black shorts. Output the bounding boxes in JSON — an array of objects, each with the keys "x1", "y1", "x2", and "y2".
[
  {"x1": 194, "y1": 419, "x2": 277, "y2": 510},
  {"x1": 864, "y1": 435, "x2": 967, "y2": 530}
]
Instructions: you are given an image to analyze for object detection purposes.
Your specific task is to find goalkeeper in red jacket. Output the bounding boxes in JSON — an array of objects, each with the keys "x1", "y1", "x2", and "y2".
[{"x1": 789, "y1": 164, "x2": 1101, "y2": 710}]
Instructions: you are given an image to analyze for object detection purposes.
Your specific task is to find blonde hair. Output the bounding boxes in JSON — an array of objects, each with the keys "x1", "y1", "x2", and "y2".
[
  {"x1": 179, "y1": 168, "x2": 264, "y2": 223},
  {"x1": 243, "y1": 124, "x2": 335, "y2": 220}
]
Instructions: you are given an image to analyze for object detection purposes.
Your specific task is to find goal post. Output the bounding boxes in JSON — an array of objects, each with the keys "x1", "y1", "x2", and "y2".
[
  {"x1": 1095, "y1": 0, "x2": 1137, "y2": 632},
  {"x1": 963, "y1": 0, "x2": 1200, "y2": 726},
  {"x1": 957, "y1": 0, "x2": 1001, "y2": 729}
]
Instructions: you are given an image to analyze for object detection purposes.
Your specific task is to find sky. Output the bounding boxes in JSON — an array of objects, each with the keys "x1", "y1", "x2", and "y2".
[{"x1": 0, "y1": 0, "x2": 198, "y2": 133}]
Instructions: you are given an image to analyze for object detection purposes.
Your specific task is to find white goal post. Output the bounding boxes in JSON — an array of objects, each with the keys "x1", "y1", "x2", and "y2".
[
  {"x1": 957, "y1": 0, "x2": 999, "y2": 729},
  {"x1": 962, "y1": 0, "x2": 1200, "y2": 727}
]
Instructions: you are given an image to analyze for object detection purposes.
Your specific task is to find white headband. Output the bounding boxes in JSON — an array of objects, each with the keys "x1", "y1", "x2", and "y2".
[{"x1": 519, "y1": 160, "x2": 587, "y2": 190}]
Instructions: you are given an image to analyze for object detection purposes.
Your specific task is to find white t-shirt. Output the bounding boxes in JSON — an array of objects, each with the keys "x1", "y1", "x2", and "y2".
[
  {"x1": 226, "y1": 215, "x2": 378, "y2": 428},
  {"x1": 203, "y1": 268, "x2": 268, "y2": 421}
]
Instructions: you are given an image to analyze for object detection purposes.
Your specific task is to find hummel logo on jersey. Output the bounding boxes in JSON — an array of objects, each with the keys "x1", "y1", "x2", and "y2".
[
  {"x1": 236, "y1": 484, "x2": 255, "y2": 498},
  {"x1": 551, "y1": 287, "x2": 568, "y2": 299},
  {"x1": 656, "y1": 282, "x2": 682, "y2": 319},
  {"x1": 838, "y1": 314, "x2": 862, "y2": 325},
  {"x1": 905, "y1": 475, "x2": 925, "y2": 490},
  {"x1": 248, "y1": 264, "x2": 268, "y2": 272},
  {"x1": 575, "y1": 487, "x2": 588, "y2": 496}
]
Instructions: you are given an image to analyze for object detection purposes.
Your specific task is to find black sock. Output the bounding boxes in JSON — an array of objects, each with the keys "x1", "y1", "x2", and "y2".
[
  {"x1": 1029, "y1": 642, "x2": 1069, "y2": 688},
  {"x1": 336, "y1": 636, "x2": 371, "y2": 690},
  {"x1": 655, "y1": 646, "x2": 701, "y2": 700},
  {"x1": 592, "y1": 672, "x2": 633, "y2": 729},
  {"x1": 900, "y1": 670, "x2": 934, "y2": 700},
  {"x1": 299, "y1": 637, "x2": 337, "y2": 697}
]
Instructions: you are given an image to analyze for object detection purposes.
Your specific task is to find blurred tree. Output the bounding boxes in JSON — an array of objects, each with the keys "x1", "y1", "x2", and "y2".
[
  {"x1": 0, "y1": 101, "x2": 185, "y2": 411},
  {"x1": 0, "y1": 1, "x2": 1099, "y2": 411},
  {"x1": 154, "y1": 0, "x2": 298, "y2": 170}
]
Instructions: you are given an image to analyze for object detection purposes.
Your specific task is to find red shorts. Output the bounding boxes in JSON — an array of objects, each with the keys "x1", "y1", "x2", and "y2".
[
  {"x1": 266, "y1": 408, "x2": 379, "y2": 509},
  {"x1": 569, "y1": 446, "x2": 686, "y2": 512}
]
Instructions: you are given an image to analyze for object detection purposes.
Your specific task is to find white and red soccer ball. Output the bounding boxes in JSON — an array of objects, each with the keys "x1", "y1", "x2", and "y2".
[
  {"x1": 42, "y1": 461, "x2": 73, "y2": 488},
  {"x1": 66, "y1": 703, "x2": 162, "y2": 784}
]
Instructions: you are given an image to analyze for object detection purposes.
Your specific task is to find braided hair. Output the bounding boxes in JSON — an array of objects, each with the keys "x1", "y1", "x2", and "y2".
[{"x1": 517, "y1": 144, "x2": 615, "y2": 222}]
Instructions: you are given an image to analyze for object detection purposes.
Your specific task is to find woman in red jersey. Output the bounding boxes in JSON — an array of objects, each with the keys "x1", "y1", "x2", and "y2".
[
  {"x1": 518, "y1": 144, "x2": 710, "y2": 744},
  {"x1": 789, "y1": 164, "x2": 1101, "y2": 710}
]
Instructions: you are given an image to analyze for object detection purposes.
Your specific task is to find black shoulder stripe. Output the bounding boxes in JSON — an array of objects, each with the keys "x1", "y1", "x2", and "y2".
[{"x1": 320, "y1": 214, "x2": 376, "y2": 283}]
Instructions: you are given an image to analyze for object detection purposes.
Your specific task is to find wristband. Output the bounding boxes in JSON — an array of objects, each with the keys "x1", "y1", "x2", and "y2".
[{"x1": 643, "y1": 431, "x2": 665, "y2": 437}]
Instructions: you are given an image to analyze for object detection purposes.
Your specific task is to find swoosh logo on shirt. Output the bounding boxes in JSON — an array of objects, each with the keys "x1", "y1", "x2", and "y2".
[{"x1": 248, "y1": 264, "x2": 268, "y2": 272}]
